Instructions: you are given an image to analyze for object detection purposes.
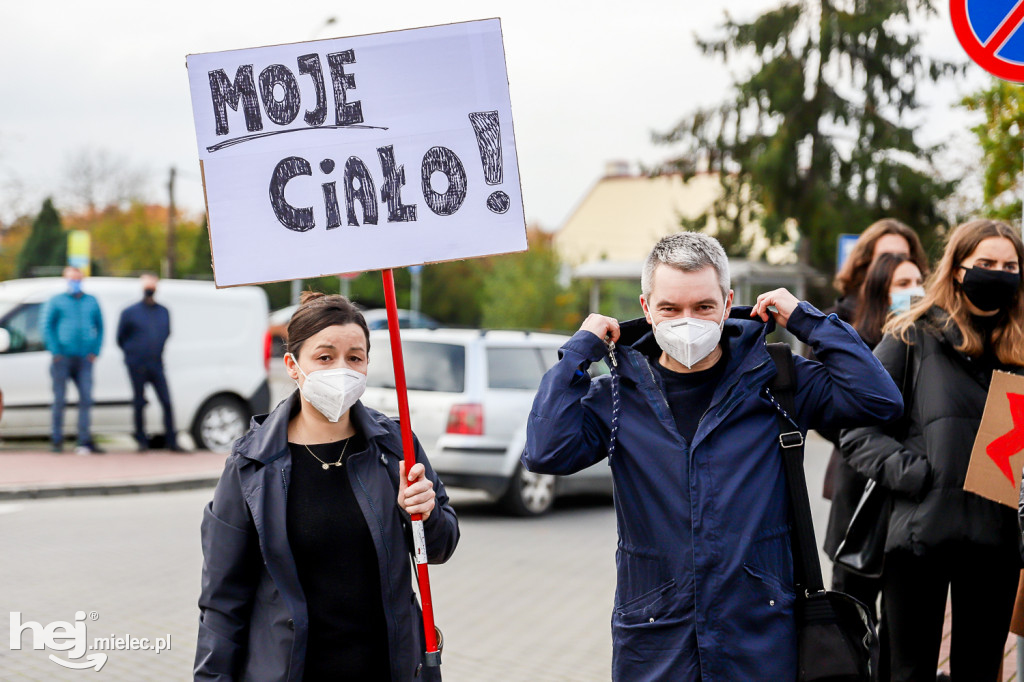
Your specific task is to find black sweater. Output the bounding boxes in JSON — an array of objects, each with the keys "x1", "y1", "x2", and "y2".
[{"x1": 286, "y1": 434, "x2": 391, "y2": 680}]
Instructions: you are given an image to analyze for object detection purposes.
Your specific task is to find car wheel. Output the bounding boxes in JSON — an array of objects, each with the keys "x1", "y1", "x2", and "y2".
[
  {"x1": 192, "y1": 396, "x2": 249, "y2": 452},
  {"x1": 500, "y1": 464, "x2": 556, "y2": 516}
]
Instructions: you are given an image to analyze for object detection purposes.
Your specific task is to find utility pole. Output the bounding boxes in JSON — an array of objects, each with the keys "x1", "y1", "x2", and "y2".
[
  {"x1": 410, "y1": 265, "x2": 422, "y2": 316},
  {"x1": 166, "y1": 166, "x2": 177, "y2": 278}
]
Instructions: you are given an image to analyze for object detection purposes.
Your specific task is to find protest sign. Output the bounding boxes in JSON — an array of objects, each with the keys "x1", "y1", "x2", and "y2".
[
  {"x1": 963, "y1": 370, "x2": 1024, "y2": 508},
  {"x1": 186, "y1": 19, "x2": 526, "y2": 287}
]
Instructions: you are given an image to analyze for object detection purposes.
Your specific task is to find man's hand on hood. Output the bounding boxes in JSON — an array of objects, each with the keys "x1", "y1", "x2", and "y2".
[
  {"x1": 580, "y1": 314, "x2": 621, "y2": 344},
  {"x1": 750, "y1": 289, "x2": 801, "y2": 329}
]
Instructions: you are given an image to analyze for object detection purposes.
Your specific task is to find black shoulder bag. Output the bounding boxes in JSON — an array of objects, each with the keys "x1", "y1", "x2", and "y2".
[{"x1": 766, "y1": 343, "x2": 880, "y2": 682}]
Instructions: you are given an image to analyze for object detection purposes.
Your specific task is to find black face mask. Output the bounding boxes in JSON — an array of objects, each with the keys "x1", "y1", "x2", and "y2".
[
  {"x1": 143, "y1": 288, "x2": 156, "y2": 299},
  {"x1": 959, "y1": 266, "x2": 1020, "y2": 312}
]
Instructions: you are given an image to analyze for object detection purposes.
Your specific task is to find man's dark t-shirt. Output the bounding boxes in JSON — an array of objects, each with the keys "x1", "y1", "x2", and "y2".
[{"x1": 653, "y1": 351, "x2": 729, "y2": 444}]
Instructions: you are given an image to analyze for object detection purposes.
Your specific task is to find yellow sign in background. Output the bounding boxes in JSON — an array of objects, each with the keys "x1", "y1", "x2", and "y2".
[{"x1": 67, "y1": 230, "x2": 91, "y2": 276}]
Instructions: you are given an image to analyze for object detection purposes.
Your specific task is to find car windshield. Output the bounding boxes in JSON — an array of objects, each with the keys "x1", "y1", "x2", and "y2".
[
  {"x1": 0, "y1": 301, "x2": 18, "y2": 320},
  {"x1": 367, "y1": 341, "x2": 465, "y2": 393}
]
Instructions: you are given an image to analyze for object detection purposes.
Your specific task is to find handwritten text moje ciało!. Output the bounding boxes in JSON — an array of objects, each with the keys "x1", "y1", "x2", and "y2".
[{"x1": 206, "y1": 49, "x2": 510, "y2": 232}]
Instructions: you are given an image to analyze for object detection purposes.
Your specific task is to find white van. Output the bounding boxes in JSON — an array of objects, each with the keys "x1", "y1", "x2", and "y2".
[{"x1": 0, "y1": 277, "x2": 270, "y2": 452}]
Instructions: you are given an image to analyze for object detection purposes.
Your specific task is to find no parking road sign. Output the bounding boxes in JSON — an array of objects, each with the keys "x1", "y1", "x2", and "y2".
[{"x1": 952, "y1": 0, "x2": 1024, "y2": 82}]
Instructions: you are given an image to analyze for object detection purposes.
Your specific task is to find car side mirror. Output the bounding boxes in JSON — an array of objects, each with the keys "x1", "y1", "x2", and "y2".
[{"x1": 0, "y1": 328, "x2": 9, "y2": 353}]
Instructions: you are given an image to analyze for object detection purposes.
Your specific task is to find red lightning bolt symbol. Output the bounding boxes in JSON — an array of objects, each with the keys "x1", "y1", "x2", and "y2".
[{"x1": 986, "y1": 392, "x2": 1024, "y2": 484}]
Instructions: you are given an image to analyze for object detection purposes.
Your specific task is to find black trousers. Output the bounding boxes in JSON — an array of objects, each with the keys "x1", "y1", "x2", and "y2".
[
  {"x1": 127, "y1": 359, "x2": 177, "y2": 449},
  {"x1": 884, "y1": 544, "x2": 1019, "y2": 682}
]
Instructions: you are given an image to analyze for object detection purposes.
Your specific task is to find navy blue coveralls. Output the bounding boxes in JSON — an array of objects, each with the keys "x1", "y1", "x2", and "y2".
[{"x1": 523, "y1": 303, "x2": 903, "y2": 681}]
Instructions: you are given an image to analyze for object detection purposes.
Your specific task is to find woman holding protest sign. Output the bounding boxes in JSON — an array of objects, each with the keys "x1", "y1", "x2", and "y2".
[
  {"x1": 840, "y1": 219, "x2": 1024, "y2": 680},
  {"x1": 195, "y1": 292, "x2": 459, "y2": 682}
]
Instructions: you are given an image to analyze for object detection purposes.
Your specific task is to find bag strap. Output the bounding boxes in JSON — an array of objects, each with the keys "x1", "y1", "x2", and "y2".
[{"x1": 765, "y1": 342, "x2": 825, "y2": 595}]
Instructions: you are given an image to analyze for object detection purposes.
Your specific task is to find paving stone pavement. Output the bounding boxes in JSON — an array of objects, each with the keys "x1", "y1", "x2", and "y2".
[
  {"x1": 5, "y1": 433, "x2": 1014, "y2": 680},
  {"x1": 0, "y1": 487, "x2": 618, "y2": 681}
]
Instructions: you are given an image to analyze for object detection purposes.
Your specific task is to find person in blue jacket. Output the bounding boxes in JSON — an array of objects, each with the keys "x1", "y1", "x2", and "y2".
[
  {"x1": 43, "y1": 266, "x2": 104, "y2": 454},
  {"x1": 117, "y1": 273, "x2": 180, "y2": 451},
  {"x1": 194, "y1": 293, "x2": 459, "y2": 682},
  {"x1": 523, "y1": 232, "x2": 903, "y2": 681}
]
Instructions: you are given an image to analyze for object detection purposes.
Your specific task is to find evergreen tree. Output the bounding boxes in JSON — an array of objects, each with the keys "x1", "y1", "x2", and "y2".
[
  {"x1": 188, "y1": 216, "x2": 214, "y2": 279},
  {"x1": 16, "y1": 198, "x2": 67, "y2": 277},
  {"x1": 962, "y1": 80, "x2": 1023, "y2": 226},
  {"x1": 655, "y1": 0, "x2": 960, "y2": 270}
]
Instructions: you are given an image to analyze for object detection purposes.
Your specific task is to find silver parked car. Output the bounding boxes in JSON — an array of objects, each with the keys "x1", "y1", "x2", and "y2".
[{"x1": 360, "y1": 328, "x2": 613, "y2": 515}]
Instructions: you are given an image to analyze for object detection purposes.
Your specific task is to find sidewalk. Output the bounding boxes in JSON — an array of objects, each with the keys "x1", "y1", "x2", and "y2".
[{"x1": 0, "y1": 445, "x2": 227, "y2": 500}]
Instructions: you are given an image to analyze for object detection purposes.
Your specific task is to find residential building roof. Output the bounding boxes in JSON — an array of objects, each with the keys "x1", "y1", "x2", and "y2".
[{"x1": 553, "y1": 169, "x2": 720, "y2": 266}]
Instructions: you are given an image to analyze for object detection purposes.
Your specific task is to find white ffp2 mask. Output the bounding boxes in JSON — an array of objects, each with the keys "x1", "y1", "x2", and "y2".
[
  {"x1": 289, "y1": 354, "x2": 367, "y2": 422},
  {"x1": 652, "y1": 311, "x2": 726, "y2": 369}
]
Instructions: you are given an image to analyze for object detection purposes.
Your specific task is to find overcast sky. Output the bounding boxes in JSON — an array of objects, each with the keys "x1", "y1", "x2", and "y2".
[{"x1": 0, "y1": 1, "x2": 993, "y2": 230}]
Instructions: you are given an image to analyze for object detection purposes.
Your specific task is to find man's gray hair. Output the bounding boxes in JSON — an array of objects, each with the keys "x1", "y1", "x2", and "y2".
[{"x1": 641, "y1": 232, "x2": 730, "y2": 302}]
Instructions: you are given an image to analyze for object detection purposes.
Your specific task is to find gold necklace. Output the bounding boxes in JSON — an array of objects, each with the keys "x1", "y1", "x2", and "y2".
[{"x1": 303, "y1": 438, "x2": 350, "y2": 470}]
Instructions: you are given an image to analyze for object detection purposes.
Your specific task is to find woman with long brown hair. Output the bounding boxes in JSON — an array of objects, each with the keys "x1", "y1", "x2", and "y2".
[
  {"x1": 825, "y1": 252, "x2": 924, "y2": 616},
  {"x1": 832, "y1": 218, "x2": 930, "y2": 319},
  {"x1": 840, "y1": 219, "x2": 1024, "y2": 680},
  {"x1": 820, "y1": 220, "x2": 929, "y2": 628},
  {"x1": 850, "y1": 253, "x2": 925, "y2": 348}
]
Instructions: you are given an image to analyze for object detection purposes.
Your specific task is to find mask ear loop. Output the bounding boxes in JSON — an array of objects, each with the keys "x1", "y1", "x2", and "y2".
[{"x1": 287, "y1": 353, "x2": 308, "y2": 388}]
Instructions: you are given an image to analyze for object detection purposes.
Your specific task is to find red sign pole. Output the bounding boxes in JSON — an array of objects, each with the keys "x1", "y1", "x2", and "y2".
[{"x1": 381, "y1": 268, "x2": 441, "y2": 667}]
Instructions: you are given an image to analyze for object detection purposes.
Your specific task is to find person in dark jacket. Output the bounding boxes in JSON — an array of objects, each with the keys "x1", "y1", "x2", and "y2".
[
  {"x1": 43, "y1": 266, "x2": 104, "y2": 454},
  {"x1": 116, "y1": 274, "x2": 180, "y2": 451},
  {"x1": 824, "y1": 253, "x2": 924, "y2": 598},
  {"x1": 194, "y1": 293, "x2": 459, "y2": 682},
  {"x1": 841, "y1": 219, "x2": 1024, "y2": 681},
  {"x1": 523, "y1": 231, "x2": 903, "y2": 681},
  {"x1": 821, "y1": 218, "x2": 928, "y2": 503},
  {"x1": 818, "y1": 221, "x2": 929, "y2": 621}
]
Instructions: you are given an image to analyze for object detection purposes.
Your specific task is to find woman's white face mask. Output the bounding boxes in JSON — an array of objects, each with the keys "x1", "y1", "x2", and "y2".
[
  {"x1": 652, "y1": 309, "x2": 727, "y2": 369},
  {"x1": 288, "y1": 353, "x2": 367, "y2": 422}
]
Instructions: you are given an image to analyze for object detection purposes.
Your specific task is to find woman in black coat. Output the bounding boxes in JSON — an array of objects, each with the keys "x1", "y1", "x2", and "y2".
[
  {"x1": 841, "y1": 219, "x2": 1024, "y2": 680},
  {"x1": 820, "y1": 219, "x2": 929, "y2": 608},
  {"x1": 824, "y1": 252, "x2": 924, "y2": 611},
  {"x1": 195, "y1": 293, "x2": 459, "y2": 682}
]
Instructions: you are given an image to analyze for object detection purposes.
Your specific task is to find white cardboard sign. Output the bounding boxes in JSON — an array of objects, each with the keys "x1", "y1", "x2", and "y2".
[{"x1": 186, "y1": 19, "x2": 526, "y2": 287}]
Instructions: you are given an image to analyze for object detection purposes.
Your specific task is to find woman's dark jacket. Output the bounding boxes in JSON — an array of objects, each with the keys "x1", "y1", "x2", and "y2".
[
  {"x1": 840, "y1": 307, "x2": 1024, "y2": 556},
  {"x1": 816, "y1": 296, "x2": 872, "y2": 557},
  {"x1": 194, "y1": 393, "x2": 460, "y2": 682},
  {"x1": 806, "y1": 294, "x2": 872, "y2": 557}
]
